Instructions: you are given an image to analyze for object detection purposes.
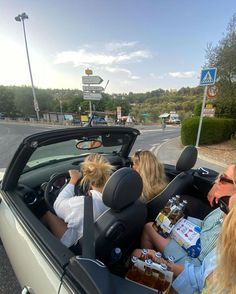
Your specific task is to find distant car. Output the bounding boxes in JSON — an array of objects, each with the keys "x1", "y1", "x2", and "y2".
[
  {"x1": 93, "y1": 116, "x2": 107, "y2": 125},
  {"x1": 172, "y1": 118, "x2": 181, "y2": 124},
  {"x1": 72, "y1": 118, "x2": 82, "y2": 126},
  {"x1": 0, "y1": 113, "x2": 6, "y2": 120}
]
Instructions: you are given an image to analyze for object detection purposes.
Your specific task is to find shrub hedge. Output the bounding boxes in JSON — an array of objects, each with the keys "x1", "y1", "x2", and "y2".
[{"x1": 181, "y1": 117, "x2": 236, "y2": 145}]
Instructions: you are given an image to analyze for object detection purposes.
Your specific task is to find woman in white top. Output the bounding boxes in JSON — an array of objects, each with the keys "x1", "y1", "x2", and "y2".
[{"x1": 42, "y1": 154, "x2": 114, "y2": 247}]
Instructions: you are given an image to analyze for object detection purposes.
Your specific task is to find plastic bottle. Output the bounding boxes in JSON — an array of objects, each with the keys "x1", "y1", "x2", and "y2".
[{"x1": 110, "y1": 247, "x2": 122, "y2": 264}]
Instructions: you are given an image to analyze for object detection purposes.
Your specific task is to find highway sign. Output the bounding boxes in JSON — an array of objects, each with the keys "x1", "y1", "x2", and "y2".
[
  {"x1": 199, "y1": 68, "x2": 217, "y2": 86},
  {"x1": 82, "y1": 85, "x2": 104, "y2": 92},
  {"x1": 82, "y1": 76, "x2": 103, "y2": 84},
  {"x1": 83, "y1": 92, "x2": 102, "y2": 100}
]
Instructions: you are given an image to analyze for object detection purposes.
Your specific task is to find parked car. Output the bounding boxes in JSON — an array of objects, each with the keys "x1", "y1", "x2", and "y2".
[
  {"x1": 0, "y1": 112, "x2": 6, "y2": 119},
  {"x1": 92, "y1": 116, "x2": 107, "y2": 125},
  {"x1": 0, "y1": 126, "x2": 219, "y2": 293}
]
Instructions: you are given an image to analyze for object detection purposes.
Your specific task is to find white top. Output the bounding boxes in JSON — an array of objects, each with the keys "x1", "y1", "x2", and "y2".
[{"x1": 54, "y1": 183, "x2": 109, "y2": 247}]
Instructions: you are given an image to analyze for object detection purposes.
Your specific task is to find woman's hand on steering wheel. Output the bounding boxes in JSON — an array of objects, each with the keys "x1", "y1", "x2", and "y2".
[{"x1": 68, "y1": 169, "x2": 83, "y2": 185}]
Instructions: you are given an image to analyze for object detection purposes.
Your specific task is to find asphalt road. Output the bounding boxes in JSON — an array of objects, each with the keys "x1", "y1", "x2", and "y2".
[{"x1": 0, "y1": 122, "x2": 180, "y2": 294}]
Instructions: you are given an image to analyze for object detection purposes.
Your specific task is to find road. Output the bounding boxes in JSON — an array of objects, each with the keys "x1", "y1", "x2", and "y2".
[{"x1": 0, "y1": 122, "x2": 180, "y2": 293}]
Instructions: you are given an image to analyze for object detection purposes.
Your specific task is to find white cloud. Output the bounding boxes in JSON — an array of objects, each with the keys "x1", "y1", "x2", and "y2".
[
  {"x1": 54, "y1": 48, "x2": 151, "y2": 67},
  {"x1": 104, "y1": 66, "x2": 140, "y2": 80},
  {"x1": 168, "y1": 71, "x2": 196, "y2": 78},
  {"x1": 130, "y1": 75, "x2": 140, "y2": 80},
  {"x1": 106, "y1": 41, "x2": 138, "y2": 51}
]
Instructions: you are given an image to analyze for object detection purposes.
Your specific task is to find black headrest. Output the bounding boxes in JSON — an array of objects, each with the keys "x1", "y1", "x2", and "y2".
[
  {"x1": 176, "y1": 145, "x2": 198, "y2": 172},
  {"x1": 102, "y1": 167, "x2": 143, "y2": 211}
]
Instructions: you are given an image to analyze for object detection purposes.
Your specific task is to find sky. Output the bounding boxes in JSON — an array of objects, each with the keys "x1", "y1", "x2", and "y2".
[{"x1": 0, "y1": 0, "x2": 235, "y2": 94}]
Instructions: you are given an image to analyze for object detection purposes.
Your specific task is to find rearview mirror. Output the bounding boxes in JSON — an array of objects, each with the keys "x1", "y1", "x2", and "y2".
[{"x1": 76, "y1": 140, "x2": 102, "y2": 150}]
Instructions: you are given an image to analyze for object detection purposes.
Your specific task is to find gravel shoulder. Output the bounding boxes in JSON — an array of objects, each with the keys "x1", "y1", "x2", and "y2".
[{"x1": 198, "y1": 140, "x2": 236, "y2": 166}]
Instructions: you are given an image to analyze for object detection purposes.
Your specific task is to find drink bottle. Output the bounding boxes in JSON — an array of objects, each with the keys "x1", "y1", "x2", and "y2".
[
  {"x1": 152, "y1": 199, "x2": 174, "y2": 234},
  {"x1": 175, "y1": 195, "x2": 181, "y2": 205},
  {"x1": 162, "y1": 199, "x2": 174, "y2": 216},
  {"x1": 154, "y1": 251, "x2": 162, "y2": 264},
  {"x1": 166, "y1": 255, "x2": 175, "y2": 271},
  {"x1": 126, "y1": 256, "x2": 140, "y2": 282},
  {"x1": 140, "y1": 248, "x2": 148, "y2": 261},
  {"x1": 171, "y1": 196, "x2": 177, "y2": 206},
  {"x1": 169, "y1": 204, "x2": 185, "y2": 225},
  {"x1": 110, "y1": 247, "x2": 122, "y2": 264},
  {"x1": 141, "y1": 259, "x2": 155, "y2": 288},
  {"x1": 158, "y1": 263, "x2": 170, "y2": 292}
]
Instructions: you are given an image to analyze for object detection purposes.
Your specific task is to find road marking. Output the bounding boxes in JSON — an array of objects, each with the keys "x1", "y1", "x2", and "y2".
[{"x1": 140, "y1": 129, "x2": 173, "y2": 134}]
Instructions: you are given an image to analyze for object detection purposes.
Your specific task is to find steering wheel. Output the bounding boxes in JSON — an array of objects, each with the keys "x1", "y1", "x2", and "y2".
[{"x1": 44, "y1": 172, "x2": 86, "y2": 213}]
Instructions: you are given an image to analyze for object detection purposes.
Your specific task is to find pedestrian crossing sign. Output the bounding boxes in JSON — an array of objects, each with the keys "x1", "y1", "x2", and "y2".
[{"x1": 199, "y1": 68, "x2": 217, "y2": 86}]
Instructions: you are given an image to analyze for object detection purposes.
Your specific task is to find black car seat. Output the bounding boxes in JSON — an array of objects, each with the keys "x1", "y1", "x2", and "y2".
[
  {"x1": 74, "y1": 167, "x2": 147, "y2": 266},
  {"x1": 146, "y1": 145, "x2": 198, "y2": 221}
]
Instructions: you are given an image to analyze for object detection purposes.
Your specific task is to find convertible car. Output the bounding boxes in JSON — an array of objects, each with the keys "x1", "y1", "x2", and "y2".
[{"x1": 0, "y1": 125, "x2": 219, "y2": 293}]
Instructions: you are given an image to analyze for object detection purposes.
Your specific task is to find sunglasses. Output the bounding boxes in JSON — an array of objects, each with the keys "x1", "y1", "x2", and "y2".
[
  {"x1": 219, "y1": 174, "x2": 235, "y2": 185},
  {"x1": 218, "y1": 195, "x2": 230, "y2": 214}
]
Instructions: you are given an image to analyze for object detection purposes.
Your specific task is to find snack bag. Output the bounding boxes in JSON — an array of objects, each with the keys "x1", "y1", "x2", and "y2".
[{"x1": 170, "y1": 218, "x2": 201, "y2": 258}]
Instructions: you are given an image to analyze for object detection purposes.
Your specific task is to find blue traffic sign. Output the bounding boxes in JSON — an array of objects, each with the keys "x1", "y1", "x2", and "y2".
[{"x1": 199, "y1": 68, "x2": 217, "y2": 86}]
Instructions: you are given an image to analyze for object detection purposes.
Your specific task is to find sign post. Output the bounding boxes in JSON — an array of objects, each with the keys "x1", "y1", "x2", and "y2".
[
  {"x1": 82, "y1": 70, "x2": 104, "y2": 118},
  {"x1": 196, "y1": 67, "x2": 217, "y2": 147}
]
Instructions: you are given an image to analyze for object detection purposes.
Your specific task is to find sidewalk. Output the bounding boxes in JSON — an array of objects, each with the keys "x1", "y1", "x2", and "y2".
[{"x1": 156, "y1": 137, "x2": 226, "y2": 174}]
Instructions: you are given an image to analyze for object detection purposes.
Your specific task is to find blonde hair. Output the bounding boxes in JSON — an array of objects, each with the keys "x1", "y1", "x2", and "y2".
[
  {"x1": 132, "y1": 150, "x2": 168, "y2": 202},
  {"x1": 80, "y1": 154, "x2": 114, "y2": 189},
  {"x1": 214, "y1": 199, "x2": 236, "y2": 293}
]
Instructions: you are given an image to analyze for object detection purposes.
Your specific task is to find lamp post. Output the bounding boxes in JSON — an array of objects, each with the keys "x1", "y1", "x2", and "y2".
[
  {"x1": 15, "y1": 12, "x2": 40, "y2": 120},
  {"x1": 59, "y1": 100, "x2": 63, "y2": 115}
]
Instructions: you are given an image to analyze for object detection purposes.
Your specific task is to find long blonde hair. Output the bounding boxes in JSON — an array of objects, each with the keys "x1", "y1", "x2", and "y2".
[
  {"x1": 80, "y1": 154, "x2": 114, "y2": 189},
  {"x1": 132, "y1": 150, "x2": 168, "y2": 202},
  {"x1": 214, "y1": 199, "x2": 236, "y2": 293}
]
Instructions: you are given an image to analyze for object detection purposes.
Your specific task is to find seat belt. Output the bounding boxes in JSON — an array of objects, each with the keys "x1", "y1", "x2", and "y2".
[{"x1": 82, "y1": 195, "x2": 95, "y2": 259}]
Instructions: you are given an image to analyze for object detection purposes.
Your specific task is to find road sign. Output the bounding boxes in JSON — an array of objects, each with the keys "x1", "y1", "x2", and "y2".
[
  {"x1": 207, "y1": 85, "x2": 218, "y2": 98},
  {"x1": 82, "y1": 85, "x2": 104, "y2": 92},
  {"x1": 83, "y1": 92, "x2": 102, "y2": 100},
  {"x1": 199, "y1": 68, "x2": 217, "y2": 86},
  {"x1": 203, "y1": 108, "x2": 215, "y2": 117},
  {"x1": 82, "y1": 76, "x2": 103, "y2": 84},
  {"x1": 85, "y1": 68, "x2": 93, "y2": 75}
]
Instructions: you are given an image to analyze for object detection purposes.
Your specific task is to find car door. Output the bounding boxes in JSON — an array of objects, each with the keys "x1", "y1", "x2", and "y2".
[{"x1": 0, "y1": 188, "x2": 75, "y2": 293}]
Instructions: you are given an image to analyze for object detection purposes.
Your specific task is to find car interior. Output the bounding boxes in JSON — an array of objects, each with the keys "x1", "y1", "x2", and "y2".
[{"x1": 2, "y1": 127, "x2": 220, "y2": 290}]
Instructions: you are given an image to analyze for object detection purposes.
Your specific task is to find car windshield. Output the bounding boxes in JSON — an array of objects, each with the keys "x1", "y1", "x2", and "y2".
[{"x1": 23, "y1": 137, "x2": 122, "y2": 172}]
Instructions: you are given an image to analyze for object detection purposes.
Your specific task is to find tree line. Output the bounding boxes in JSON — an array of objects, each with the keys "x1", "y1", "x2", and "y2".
[{"x1": 0, "y1": 13, "x2": 235, "y2": 122}]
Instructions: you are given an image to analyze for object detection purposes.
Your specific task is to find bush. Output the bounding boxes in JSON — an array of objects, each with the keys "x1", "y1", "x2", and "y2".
[{"x1": 181, "y1": 117, "x2": 236, "y2": 145}]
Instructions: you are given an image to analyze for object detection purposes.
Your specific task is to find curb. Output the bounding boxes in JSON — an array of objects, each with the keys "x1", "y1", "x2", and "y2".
[
  {"x1": 197, "y1": 153, "x2": 227, "y2": 168},
  {"x1": 155, "y1": 137, "x2": 227, "y2": 168}
]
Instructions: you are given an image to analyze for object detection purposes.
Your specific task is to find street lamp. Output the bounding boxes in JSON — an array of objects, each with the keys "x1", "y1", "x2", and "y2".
[{"x1": 15, "y1": 12, "x2": 40, "y2": 120}]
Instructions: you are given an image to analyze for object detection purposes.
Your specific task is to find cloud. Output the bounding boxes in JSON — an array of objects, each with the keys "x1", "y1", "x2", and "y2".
[
  {"x1": 106, "y1": 41, "x2": 138, "y2": 51},
  {"x1": 168, "y1": 71, "x2": 196, "y2": 78},
  {"x1": 104, "y1": 66, "x2": 140, "y2": 80},
  {"x1": 149, "y1": 73, "x2": 165, "y2": 79},
  {"x1": 54, "y1": 48, "x2": 151, "y2": 67}
]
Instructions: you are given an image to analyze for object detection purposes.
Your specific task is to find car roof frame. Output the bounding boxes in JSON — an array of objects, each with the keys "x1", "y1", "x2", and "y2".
[{"x1": 1, "y1": 126, "x2": 140, "y2": 191}]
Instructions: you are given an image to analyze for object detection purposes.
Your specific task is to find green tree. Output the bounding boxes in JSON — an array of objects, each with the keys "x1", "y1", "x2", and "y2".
[
  {"x1": 206, "y1": 13, "x2": 236, "y2": 118},
  {"x1": 0, "y1": 86, "x2": 16, "y2": 116}
]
